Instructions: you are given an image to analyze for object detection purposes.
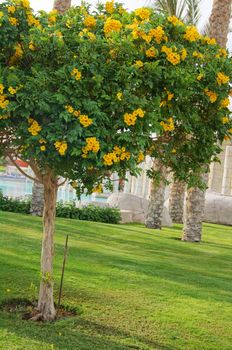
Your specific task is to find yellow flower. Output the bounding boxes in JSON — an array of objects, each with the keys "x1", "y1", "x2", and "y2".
[
  {"x1": 146, "y1": 47, "x2": 157, "y2": 58},
  {"x1": 197, "y1": 73, "x2": 204, "y2": 81},
  {"x1": 71, "y1": 68, "x2": 82, "y2": 81},
  {"x1": 87, "y1": 32, "x2": 96, "y2": 41},
  {"x1": 133, "y1": 108, "x2": 145, "y2": 118},
  {"x1": 0, "y1": 95, "x2": 9, "y2": 109},
  {"x1": 65, "y1": 105, "x2": 74, "y2": 114},
  {"x1": 216, "y1": 72, "x2": 229, "y2": 86},
  {"x1": 92, "y1": 184, "x2": 103, "y2": 193},
  {"x1": 79, "y1": 114, "x2": 93, "y2": 127},
  {"x1": 222, "y1": 117, "x2": 229, "y2": 124},
  {"x1": 135, "y1": 8, "x2": 151, "y2": 20},
  {"x1": 180, "y1": 48, "x2": 187, "y2": 60},
  {"x1": 7, "y1": 6, "x2": 16, "y2": 14},
  {"x1": 0, "y1": 11, "x2": 4, "y2": 18},
  {"x1": 54, "y1": 141, "x2": 68, "y2": 156},
  {"x1": 204, "y1": 88, "x2": 217, "y2": 103},
  {"x1": 137, "y1": 151, "x2": 145, "y2": 163},
  {"x1": 116, "y1": 92, "x2": 123, "y2": 101},
  {"x1": 203, "y1": 36, "x2": 216, "y2": 45},
  {"x1": 15, "y1": 44, "x2": 23, "y2": 58},
  {"x1": 216, "y1": 48, "x2": 227, "y2": 58},
  {"x1": 29, "y1": 42, "x2": 35, "y2": 51},
  {"x1": 21, "y1": 0, "x2": 30, "y2": 8},
  {"x1": 84, "y1": 16, "x2": 96, "y2": 28},
  {"x1": 167, "y1": 16, "x2": 184, "y2": 26},
  {"x1": 192, "y1": 51, "x2": 204, "y2": 59},
  {"x1": 40, "y1": 145, "x2": 46, "y2": 151},
  {"x1": 184, "y1": 26, "x2": 200, "y2": 42},
  {"x1": 8, "y1": 87, "x2": 17, "y2": 95},
  {"x1": 0, "y1": 84, "x2": 4, "y2": 94},
  {"x1": 124, "y1": 112, "x2": 137, "y2": 126},
  {"x1": 220, "y1": 98, "x2": 230, "y2": 109},
  {"x1": 167, "y1": 91, "x2": 174, "y2": 101},
  {"x1": 160, "y1": 117, "x2": 175, "y2": 132},
  {"x1": 104, "y1": 18, "x2": 122, "y2": 36},
  {"x1": 9, "y1": 17, "x2": 18, "y2": 26},
  {"x1": 134, "y1": 60, "x2": 144, "y2": 68},
  {"x1": 82, "y1": 137, "x2": 100, "y2": 156},
  {"x1": 105, "y1": 1, "x2": 114, "y2": 14}
]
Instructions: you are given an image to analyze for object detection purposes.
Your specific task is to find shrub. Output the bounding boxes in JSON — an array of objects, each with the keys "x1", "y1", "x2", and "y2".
[{"x1": 0, "y1": 193, "x2": 121, "y2": 224}]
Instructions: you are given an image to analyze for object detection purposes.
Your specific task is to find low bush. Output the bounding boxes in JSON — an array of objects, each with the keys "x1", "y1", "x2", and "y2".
[{"x1": 0, "y1": 192, "x2": 121, "y2": 224}]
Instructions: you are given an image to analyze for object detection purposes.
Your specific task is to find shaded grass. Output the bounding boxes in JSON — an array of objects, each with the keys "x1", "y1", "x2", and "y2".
[{"x1": 0, "y1": 211, "x2": 232, "y2": 350}]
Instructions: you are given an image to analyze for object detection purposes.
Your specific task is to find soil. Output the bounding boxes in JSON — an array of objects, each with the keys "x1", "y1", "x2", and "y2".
[{"x1": 0, "y1": 298, "x2": 77, "y2": 322}]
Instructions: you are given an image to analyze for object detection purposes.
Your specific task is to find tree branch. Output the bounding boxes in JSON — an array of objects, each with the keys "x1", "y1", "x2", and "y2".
[{"x1": 8, "y1": 155, "x2": 41, "y2": 183}]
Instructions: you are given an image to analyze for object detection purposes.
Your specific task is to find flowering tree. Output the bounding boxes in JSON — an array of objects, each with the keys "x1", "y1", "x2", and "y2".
[{"x1": 0, "y1": 0, "x2": 231, "y2": 320}]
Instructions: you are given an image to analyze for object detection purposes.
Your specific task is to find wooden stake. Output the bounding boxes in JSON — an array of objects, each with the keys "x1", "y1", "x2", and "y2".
[{"x1": 57, "y1": 234, "x2": 69, "y2": 315}]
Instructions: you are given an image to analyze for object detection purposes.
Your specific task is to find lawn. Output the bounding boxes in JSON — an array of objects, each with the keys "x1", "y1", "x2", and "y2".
[{"x1": 0, "y1": 211, "x2": 231, "y2": 350}]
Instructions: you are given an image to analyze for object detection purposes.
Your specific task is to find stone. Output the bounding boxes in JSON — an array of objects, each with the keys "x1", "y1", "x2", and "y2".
[
  {"x1": 204, "y1": 190, "x2": 232, "y2": 226},
  {"x1": 107, "y1": 193, "x2": 172, "y2": 227}
]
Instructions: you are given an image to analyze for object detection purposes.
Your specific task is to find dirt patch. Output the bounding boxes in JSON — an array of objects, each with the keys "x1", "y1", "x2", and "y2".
[{"x1": 0, "y1": 298, "x2": 78, "y2": 321}]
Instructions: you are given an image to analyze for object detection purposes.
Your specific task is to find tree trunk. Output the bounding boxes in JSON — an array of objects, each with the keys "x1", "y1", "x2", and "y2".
[
  {"x1": 182, "y1": 173, "x2": 208, "y2": 242},
  {"x1": 145, "y1": 160, "x2": 167, "y2": 229},
  {"x1": 209, "y1": 0, "x2": 232, "y2": 47},
  {"x1": 53, "y1": 0, "x2": 71, "y2": 13},
  {"x1": 169, "y1": 180, "x2": 185, "y2": 224},
  {"x1": 37, "y1": 173, "x2": 58, "y2": 321},
  {"x1": 30, "y1": 181, "x2": 44, "y2": 216}
]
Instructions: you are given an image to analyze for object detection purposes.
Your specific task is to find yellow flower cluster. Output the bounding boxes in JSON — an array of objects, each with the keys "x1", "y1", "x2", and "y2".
[
  {"x1": 48, "y1": 10, "x2": 58, "y2": 24},
  {"x1": 0, "y1": 115, "x2": 10, "y2": 120},
  {"x1": 215, "y1": 48, "x2": 227, "y2": 58},
  {"x1": 82, "y1": 137, "x2": 100, "y2": 158},
  {"x1": 9, "y1": 17, "x2": 18, "y2": 26},
  {"x1": 137, "y1": 151, "x2": 145, "y2": 163},
  {"x1": 8, "y1": 86, "x2": 17, "y2": 95},
  {"x1": 192, "y1": 51, "x2": 204, "y2": 59},
  {"x1": 161, "y1": 46, "x2": 180, "y2": 65},
  {"x1": 197, "y1": 73, "x2": 204, "y2": 81},
  {"x1": 116, "y1": 92, "x2": 123, "y2": 101},
  {"x1": 124, "y1": 108, "x2": 145, "y2": 126},
  {"x1": 84, "y1": 16, "x2": 96, "y2": 28},
  {"x1": 65, "y1": 104, "x2": 80, "y2": 116},
  {"x1": 204, "y1": 88, "x2": 217, "y2": 103},
  {"x1": 146, "y1": 46, "x2": 157, "y2": 58},
  {"x1": 104, "y1": 18, "x2": 122, "y2": 36},
  {"x1": 216, "y1": 72, "x2": 229, "y2": 86},
  {"x1": 160, "y1": 117, "x2": 175, "y2": 132},
  {"x1": 220, "y1": 98, "x2": 230, "y2": 109},
  {"x1": 150, "y1": 26, "x2": 167, "y2": 44},
  {"x1": 7, "y1": 6, "x2": 16, "y2": 14},
  {"x1": 167, "y1": 16, "x2": 184, "y2": 26},
  {"x1": 92, "y1": 184, "x2": 103, "y2": 193},
  {"x1": 222, "y1": 117, "x2": 229, "y2": 124},
  {"x1": 135, "y1": 8, "x2": 151, "y2": 20},
  {"x1": 0, "y1": 87, "x2": 9, "y2": 109},
  {"x1": 202, "y1": 36, "x2": 216, "y2": 45},
  {"x1": 54, "y1": 141, "x2": 67, "y2": 156},
  {"x1": 28, "y1": 118, "x2": 42, "y2": 136},
  {"x1": 79, "y1": 114, "x2": 93, "y2": 127},
  {"x1": 21, "y1": 0, "x2": 30, "y2": 8},
  {"x1": 0, "y1": 11, "x2": 3, "y2": 18},
  {"x1": 105, "y1": 1, "x2": 114, "y2": 14},
  {"x1": 181, "y1": 48, "x2": 187, "y2": 60},
  {"x1": 184, "y1": 26, "x2": 201, "y2": 42},
  {"x1": 103, "y1": 146, "x2": 131, "y2": 166},
  {"x1": 29, "y1": 41, "x2": 36, "y2": 50},
  {"x1": 71, "y1": 68, "x2": 82, "y2": 81}
]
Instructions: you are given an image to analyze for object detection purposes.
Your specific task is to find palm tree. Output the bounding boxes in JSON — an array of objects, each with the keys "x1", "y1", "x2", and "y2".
[
  {"x1": 30, "y1": 0, "x2": 72, "y2": 217},
  {"x1": 209, "y1": 0, "x2": 232, "y2": 47},
  {"x1": 145, "y1": 0, "x2": 201, "y2": 229}
]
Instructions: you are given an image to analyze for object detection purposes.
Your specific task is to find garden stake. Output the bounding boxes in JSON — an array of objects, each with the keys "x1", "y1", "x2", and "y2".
[{"x1": 57, "y1": 234, "x2": 69, "y2": 316}]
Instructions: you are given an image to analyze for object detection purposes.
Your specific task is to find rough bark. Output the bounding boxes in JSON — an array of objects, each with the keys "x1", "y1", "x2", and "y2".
[
  {"x1": 145, "y1": 159, "x2": 167, "y2": 229},
  {"x1": 182, "y1": 173, "x2": 208, "y2": 242},
  {"x1": 53, "y1": 0, "x2": 72, "y2": 13},
  {"x1": 30, "y1": 181, "x2": 44, "y2": 216},
  {"x1": 38, "y1": 173, "x2": 58, "y2": 321},
  {"x1": 209, "y1": 0, "x2": 232, "y2": 47},
  {"x1": 169, "y1": 180, "x2": 185, "y2": 224}
]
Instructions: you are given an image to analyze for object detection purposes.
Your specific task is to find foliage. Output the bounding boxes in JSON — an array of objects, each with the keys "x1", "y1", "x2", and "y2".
[
  {"x1": 56, "y1": 201, "x2": 121, "y2": 224},
  {"x1": 0, "y1": 0, "x2": 231, "y2": 190},
  {"x1": 1, "y1": 211, "x2": 232, "y2": 349},
  {"x1": 0, "y1": 192, "x2": 121, "y2": 223}
]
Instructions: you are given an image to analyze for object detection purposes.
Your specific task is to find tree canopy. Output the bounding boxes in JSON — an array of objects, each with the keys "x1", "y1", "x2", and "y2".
[{"x1": 0, "y1": 0, "x2": 231, "y2": 190}]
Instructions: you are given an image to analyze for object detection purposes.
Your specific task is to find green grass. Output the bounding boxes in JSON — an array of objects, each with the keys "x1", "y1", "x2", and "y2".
[{"x1": 0, "y1": 211, "x2": 231, "y2": 350}]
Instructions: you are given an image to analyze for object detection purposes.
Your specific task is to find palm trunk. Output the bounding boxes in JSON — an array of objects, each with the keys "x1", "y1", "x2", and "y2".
[
  {"x1": 182, "y1": 173, "x2": 208, "y2": 242},
  {"x1": 145, "y1": 160, "x2": 167, "y2": 229},
  {"x1": 53, "y1": 0, "x2": 71, "y2": 13},
  {"x1": 38, "y1": 173, "x2": 58, "y2": 321},
  {"x1": 169, "y1": 180, "x2": 185, "y2": 224},
  {"x1": 209, "y1": 0, "x2": 232, "y2": 47}
]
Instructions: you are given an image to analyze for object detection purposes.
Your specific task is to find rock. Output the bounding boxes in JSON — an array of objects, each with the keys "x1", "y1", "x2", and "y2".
[{"x1": 107, "y1": 193, "x2": 172, "y2": 227}]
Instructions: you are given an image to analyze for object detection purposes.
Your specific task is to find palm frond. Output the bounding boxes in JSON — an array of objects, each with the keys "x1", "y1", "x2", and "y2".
[
  {"x1": 201, "y1": 21, "x2": 210, "y2": 36},
  {"x1": 184, "y1": 0, "x2": 201, "y2": 25}
]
